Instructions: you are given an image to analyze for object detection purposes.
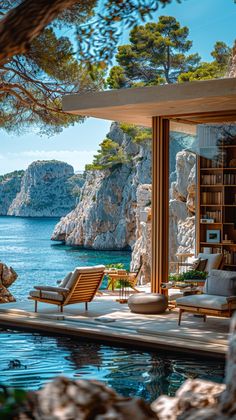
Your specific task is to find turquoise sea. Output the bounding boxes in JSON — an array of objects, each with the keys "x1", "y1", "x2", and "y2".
[{"x1": 0, "y1": 216, "x2": 131, "y2": 301}]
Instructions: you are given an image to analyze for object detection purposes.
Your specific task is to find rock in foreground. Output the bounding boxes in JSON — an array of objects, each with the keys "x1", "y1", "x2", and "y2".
[{"x1": 0, "y1": 262, "x2": 17, "y2": 303}]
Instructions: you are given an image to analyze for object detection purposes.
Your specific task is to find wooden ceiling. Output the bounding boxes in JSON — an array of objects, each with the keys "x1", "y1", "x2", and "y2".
[{"x1": 63, "y1": 78, "x2": 236, "y2": 127}]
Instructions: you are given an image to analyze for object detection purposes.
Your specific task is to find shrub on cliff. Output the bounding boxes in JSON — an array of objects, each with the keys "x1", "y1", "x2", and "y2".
[
  {"x1": 85, "y1": 138, "x2": 130, "y2": 171},
  {"x1": 119, "y1": 123, "x2": 152, "y2": 144}
]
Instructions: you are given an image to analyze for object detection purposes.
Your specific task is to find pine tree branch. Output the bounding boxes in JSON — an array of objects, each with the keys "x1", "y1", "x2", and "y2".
[{"x1": 0, "y1": 0, "x2": 84, "y2": 64}]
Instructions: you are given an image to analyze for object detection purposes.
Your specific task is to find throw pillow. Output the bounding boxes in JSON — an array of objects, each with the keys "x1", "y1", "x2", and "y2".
[
  {"x1": 191, "y1": 258, "x2": 207, "y2": 271},
  {"x1": 191, "y1": 258, "x2": 200, "y2": 270},
  {"x1": 197, "y1": 259, "x2": 208, "y2": 272}
]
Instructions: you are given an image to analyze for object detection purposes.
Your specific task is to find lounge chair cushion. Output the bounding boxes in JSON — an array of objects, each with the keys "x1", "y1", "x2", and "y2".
[
  {"x1": 59, "y1": 272, "x2": 72, "y2": 288},
  {"x1": 29, "y1": 290, "x2": 64, "y2": 302},
  {"x1": 66, "y1": 265, "x2": 105, "y2": 289},
  {"x1": 176, "y1": 294, "x2": 236, "y2": 311},
  {"x1": 203, "y1": 269, "x2": 236, "y2": 296},
  {"x1": 198, "y1": 253, "x2": 223, "y2": 272}
]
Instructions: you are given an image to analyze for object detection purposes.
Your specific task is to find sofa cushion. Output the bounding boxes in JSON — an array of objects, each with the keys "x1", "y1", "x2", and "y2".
[
  {"x1": 29, "y1": 290, "x2": 64, "y2": 302},
  {"x1": 176, "y1": 294, "x2": 236, "y2": 311},
  {"x1": 198, "y1": 253, "x2": 223, "y2": 272},
  {"x1": 204, "y1": 269, "x2": 236, "y2": 296},
  {"x1": 59, "y1": 272, "x2": 72, "y2": 288}
]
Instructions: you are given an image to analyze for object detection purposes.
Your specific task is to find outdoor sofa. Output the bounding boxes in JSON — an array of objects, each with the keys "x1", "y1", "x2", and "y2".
[{"x1": 176, "y1": 269, "x2": 236, "y2": 325}]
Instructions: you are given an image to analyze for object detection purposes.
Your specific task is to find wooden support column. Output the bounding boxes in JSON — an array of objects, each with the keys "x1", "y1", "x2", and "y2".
[{"x1": 151, "y1": 117, "x2": 169, "y2": 293}]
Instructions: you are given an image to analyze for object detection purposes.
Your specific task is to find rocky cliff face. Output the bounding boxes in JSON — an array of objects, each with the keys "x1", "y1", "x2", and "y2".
[
  {"x1": 52, "y1": 123, "x2": 151, "y2": 249},
  {"x1": 169, "y1": 150, "x2": 196, "y2": 262},
  {"x1": 130, "y1": 184, "x2": 151, "y2": 282},
  {"x1": 52, "y1": 123, "x2": 195, "y2": 281},
  {"x1": 0, "y1": 171, "x2": 23, "y2": 215},
  {"x1": 8, "y1": 160, "x2": 83, "y2": 217},
  {"x1": 130, "y1": 150, "x2": 196, "y2": 282}
]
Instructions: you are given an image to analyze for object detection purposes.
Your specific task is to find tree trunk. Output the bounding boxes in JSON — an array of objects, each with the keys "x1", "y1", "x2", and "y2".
[{"x1": 0, "y1": 0, "x2": 83, "y2": 64}]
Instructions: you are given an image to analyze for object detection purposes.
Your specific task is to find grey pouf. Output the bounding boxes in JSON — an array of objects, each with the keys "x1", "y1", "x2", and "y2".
[{"x1": 128, "y1": 293, "x2": 168, "y2": 314}]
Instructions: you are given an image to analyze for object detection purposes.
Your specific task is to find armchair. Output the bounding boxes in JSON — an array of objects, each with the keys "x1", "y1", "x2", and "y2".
[{"x1": 176, "y1": 269, "x2": 236, "y2": 325}]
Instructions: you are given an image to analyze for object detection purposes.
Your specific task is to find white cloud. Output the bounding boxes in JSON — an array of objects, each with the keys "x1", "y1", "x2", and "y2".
[{"x1": 1, "y1": 150, "x2": 96, "y2": 174}]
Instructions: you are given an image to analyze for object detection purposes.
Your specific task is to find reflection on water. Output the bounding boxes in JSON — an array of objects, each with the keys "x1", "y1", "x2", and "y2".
[{"x1": 0, "y1": 329, "x2": 225, "y2": 401}]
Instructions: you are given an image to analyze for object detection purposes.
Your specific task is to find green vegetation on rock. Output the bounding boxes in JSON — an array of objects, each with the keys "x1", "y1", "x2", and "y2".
[
  {"x1": 119, "y1": 123, "x2": 152, "y2": 144},
  {"x1": 85, "y1": 138, "x2": 130, "y2": 171},
  {"x1": 0, "y1": 170, "x2": 24, "y2": 183}
]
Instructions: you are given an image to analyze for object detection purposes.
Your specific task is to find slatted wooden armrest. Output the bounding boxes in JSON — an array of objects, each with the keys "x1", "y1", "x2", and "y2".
[
  {"x1": 227, "y1": 296, "x2": 236, "y2": 303},
  {"x1": 34, "y1": 285, "x2": 69, "y2": 294}
]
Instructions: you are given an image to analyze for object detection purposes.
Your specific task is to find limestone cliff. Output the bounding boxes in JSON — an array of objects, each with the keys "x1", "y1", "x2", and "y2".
[
  {"x1": 8, "y1": 160, "x2": 84, "y2": 217},
  {"x1": 52, "y1": 123, "x2": 151, "y2": 249},
  {"x1": 0, "y1": 170, "x2": 24, "y2": 215},
  {"x1": 169, "y1": 150, "x2": 196, "y2": 262},
  {"x1": 52, "y1": 123, "x2": 195, "y2": 281}
]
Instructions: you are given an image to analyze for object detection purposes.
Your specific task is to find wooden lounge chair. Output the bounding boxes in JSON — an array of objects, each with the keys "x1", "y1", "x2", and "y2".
[
  {"x1": 28, "y1": 265, "x2": 105, "y2": 312},
  {"x1": 176, "y1": 269, "x2": 236, "y2": 325},
  {"x1": 106, "y1": 264, "x2": 142, "y2": 292}
]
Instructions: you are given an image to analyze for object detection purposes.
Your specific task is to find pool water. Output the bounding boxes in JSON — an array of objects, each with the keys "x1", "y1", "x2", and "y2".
[{"x1": 0, "y1": 329, "x2": 225, "y2": 402}]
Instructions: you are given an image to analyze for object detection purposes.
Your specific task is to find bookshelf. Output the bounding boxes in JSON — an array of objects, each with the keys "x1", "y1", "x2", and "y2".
[{"x1": 197, "y1": 128, "x2": 236, "y2": 270}]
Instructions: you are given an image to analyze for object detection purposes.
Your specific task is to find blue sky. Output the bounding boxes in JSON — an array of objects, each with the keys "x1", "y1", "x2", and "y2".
[{"x1": 1, "y1": 0, "x2": 236, "y2": 174}]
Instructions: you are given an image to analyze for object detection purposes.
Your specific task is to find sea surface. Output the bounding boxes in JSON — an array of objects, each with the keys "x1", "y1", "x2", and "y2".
[{"x1": 0, "y1": 216, "x2": 131, "y2": 301}]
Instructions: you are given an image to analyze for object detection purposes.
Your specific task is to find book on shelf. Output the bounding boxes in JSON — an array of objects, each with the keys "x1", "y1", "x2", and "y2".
[
  {"x1": 224, "y1": 173, "x2": 236, "y2": 185},
  {"x1": 201, "y1": 191, "x2": 222, "y2": 205},
  {"x1": 201, "y1": 211, "x2": 221, "y2": 222},
  {"x1": 201, "y1": 174, "x2": 222, "y2": 185},
  {"x1": 203, "y1": 247, "x2": 212, "y2": 254},
  {"x1": 224, "y1": 251, "x2": 236, "y2": 265}
]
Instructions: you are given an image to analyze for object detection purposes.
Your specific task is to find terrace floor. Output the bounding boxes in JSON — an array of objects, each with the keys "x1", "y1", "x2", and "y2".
[{"x1": 0, "y1": 290, "x2": 229, "y2": 359}]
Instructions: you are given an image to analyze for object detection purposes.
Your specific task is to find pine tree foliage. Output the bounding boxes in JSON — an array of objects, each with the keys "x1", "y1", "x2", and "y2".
[
  {"x1": 85, "y1": 138, "x2": 130, "y2": 171},
  {"x1": 107, "y1": 18, "x2": 232, "y2": 89},
  {"x1": 0, "y1": 0, "x2": 175, "y2": 134},
  {"x1": 178, "y1": 42, "x2": 232, "y2": 82},
  {"x1": 107, "y1": 16, "x2": 201, "y2": 88}
]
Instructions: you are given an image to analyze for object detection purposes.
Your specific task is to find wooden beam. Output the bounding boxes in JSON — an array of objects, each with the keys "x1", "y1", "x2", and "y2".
[{"x1": 151, "y1": 117, "x2": 169, "y2": 293}]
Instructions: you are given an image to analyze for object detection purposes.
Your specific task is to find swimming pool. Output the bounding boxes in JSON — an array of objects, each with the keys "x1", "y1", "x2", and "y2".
[{"x1": 0, "y1": 329, "x2": 225, "y2": 402}]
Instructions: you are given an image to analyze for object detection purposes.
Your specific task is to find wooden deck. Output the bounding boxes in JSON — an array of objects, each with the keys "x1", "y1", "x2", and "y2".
[{"x1": 0, "y1": 294, "x2": 229, "y2": 359}]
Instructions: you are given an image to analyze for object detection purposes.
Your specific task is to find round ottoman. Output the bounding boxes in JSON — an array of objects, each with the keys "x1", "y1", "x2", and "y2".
[{"x1": 128, "y1": 293, "x2": 168, "y2": 314}]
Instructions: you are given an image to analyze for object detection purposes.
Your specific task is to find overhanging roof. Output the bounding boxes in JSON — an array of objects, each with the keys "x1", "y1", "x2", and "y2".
[{"x1": 63, "y1": 78, "x2": 236, "y2": 127}]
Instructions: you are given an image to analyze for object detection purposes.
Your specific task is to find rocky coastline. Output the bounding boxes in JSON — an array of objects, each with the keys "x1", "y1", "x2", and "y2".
[
  {"x1": 52, "y1": 123, "x2": 196, "y2": 282},
  {"x1": 0, "y1": 160, "x2": 84, "y2": 218}
]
